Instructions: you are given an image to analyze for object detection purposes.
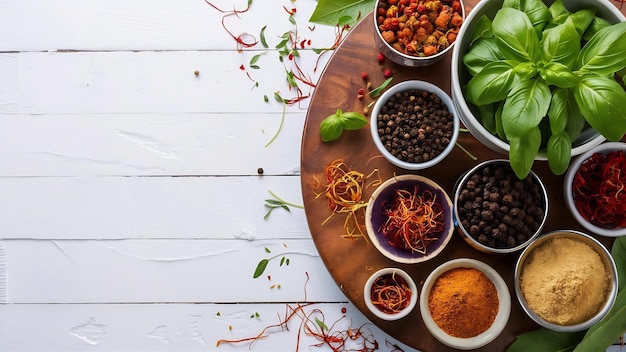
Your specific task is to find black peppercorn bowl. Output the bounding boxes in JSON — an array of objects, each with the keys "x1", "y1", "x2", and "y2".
[
  {"x1": 452, "y1": 159, "x2": 549, "y2": 254},
  {"x1": 365, "y1": 174, "x2": 454, "y2": 264},
  {"x1": 370, "y1": 80, "x2": 460, "y2": 170}
]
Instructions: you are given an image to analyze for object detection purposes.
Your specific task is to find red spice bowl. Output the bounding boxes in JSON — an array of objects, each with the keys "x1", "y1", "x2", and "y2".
[
  {"x1": 363, "y1": 267, "x2": 418, "y2": 321},
  {"x1": 419, "y1": 258, "x2": 511, "y2": 350},
  {"x1": 564, "y1": 142, "x2": 626, "y2": 237},
  {"x1": 365, "y1": 174, "x2": 454, "y2": 264}
]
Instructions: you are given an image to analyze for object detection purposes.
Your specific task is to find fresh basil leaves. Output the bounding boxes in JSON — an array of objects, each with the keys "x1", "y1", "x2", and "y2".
[
  {"x1": 463, "y1": 0, "x2": 626, "y2": 178},
  {"x1": 319, "y1": 109, "x2": 369, "y2": 142}
]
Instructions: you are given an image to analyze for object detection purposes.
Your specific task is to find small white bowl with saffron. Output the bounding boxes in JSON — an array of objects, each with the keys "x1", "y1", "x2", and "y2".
[
  {"x1": 564, "y1": 142, "x2": 626, "y2": 237},
  {"x1": 419, "y1": 258, "x2": 511, "y2": 350},
  {"x1": 365, "y1": 174, "x2": 454, "y2": 264},
  {"x1": 363, "y1": 267, "x2": 418, "y2": 321}
]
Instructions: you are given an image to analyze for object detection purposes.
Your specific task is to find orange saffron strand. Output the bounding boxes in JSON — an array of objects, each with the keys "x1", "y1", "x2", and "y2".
[{"x1": 370, "y1": 272, "x2": 412, "y2": 314}]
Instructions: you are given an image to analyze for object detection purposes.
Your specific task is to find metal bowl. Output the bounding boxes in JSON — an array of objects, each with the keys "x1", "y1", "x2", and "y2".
[
  {"x1": 514, "y1": 230, "x2": 618, "y2": 332},
  {"x1": 453, "y1": 159, "x2": 549, "y2": 254}
]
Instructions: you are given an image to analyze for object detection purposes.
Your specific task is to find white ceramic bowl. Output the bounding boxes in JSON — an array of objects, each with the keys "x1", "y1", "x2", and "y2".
[
  {"x1": 365, "y1": 174, "x2": 454, "y2": 264},
  {"x1": 363, "y1": 267, "x2": 418, "y2": 321},
  {"x1": 450, "y1": 0, "x2": 625, "y2": 158},
  {"x1": 370, "y1": 80, "x2": 460, "y2": 170},
  {"x1": 373, "y1": 0, "x2": 465, "y2": 67},
  {"x1": 514, "y1": 230, "x2": 618, "y2": 332},
  {"x1": 564, "y1": 142, "x2": 626, "y2": 237},
  {"x1": 419, "y1": 258, "x2": 511, "y2": 350}
]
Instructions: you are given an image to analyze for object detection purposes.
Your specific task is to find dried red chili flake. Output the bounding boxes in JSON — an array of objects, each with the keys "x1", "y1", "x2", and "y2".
[{"x1": 572, "y1": 150, "x2": 626, "y2": 229}]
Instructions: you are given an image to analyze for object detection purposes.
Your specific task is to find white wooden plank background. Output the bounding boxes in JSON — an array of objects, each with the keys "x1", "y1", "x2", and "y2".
[{"x1": 0, "y1": 0, "x2": 623, "y2": 351}]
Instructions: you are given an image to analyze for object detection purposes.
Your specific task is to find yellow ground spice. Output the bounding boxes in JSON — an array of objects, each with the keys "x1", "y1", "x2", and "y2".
[
  {"x1": 520, "y1": 237, "x2": 610, "y2": 325},
  {"x1": 428, "y1": 267, "x2": 498, "y2": 338}
]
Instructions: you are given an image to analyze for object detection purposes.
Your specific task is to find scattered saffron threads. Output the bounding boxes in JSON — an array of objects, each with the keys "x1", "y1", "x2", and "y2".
[
  {"x1": 380, "y1": 186, "x2": 443, "y2": 254},
  {"x1": 203, "y1": 0, "x2": 258, "y2": 52},
  {"x1": 216, "y1": 302, "x2": 380, "y2": 352},
  {"x1": 311, "y1": 159, "x2": 381, "y2": 241},
  {"x1": 370, "y1": 272, "x2": 412, "y2": 314},
  {"x1": 572, "y1": 150, "x2": 626, "y2": 229}
]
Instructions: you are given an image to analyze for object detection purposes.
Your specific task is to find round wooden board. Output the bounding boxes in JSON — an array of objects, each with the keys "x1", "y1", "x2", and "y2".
[{"x1": 300, "y1": 3, "x2": 621, "y2": 351}]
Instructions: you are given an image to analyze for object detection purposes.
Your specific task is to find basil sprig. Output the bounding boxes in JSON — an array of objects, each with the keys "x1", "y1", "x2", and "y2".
[{"x1": 319, "y1": 109, "x2": 368, "y2": 142}]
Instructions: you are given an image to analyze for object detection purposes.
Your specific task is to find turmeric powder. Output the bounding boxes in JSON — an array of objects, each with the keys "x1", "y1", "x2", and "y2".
[{"x1": 428, "y1": 267, "x2": 498, "y2": 338}]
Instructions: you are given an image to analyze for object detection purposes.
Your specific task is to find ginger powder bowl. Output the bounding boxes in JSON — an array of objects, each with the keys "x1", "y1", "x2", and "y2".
[{"x1": 514, "y1": 230, "x2": 618, "y2": 332}]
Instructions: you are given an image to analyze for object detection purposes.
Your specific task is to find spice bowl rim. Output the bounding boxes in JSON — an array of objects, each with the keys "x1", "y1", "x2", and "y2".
[
  {"x1": 452, "y1": 158, "x2": 549, "y2": 254},
  {"x1": 419, "y1": 258, "x2": 511, "y2": 350},
  {"x1": 369, "y1": 80, "x2": 460, "y2": 170},
  {"x1": 365, "y1": 173, "x2": 455, "y2": 264},
  {"x1": 373, "y1": 0, "x2": 466, "y2": 67},
  {"x1": 514, "y1": 230, "x2": 619, "y2": 332},
  {"x1": 363, "y1": 267, "x2": 419, "y2": 321},
  {"x1": 563, "y1": 142, "x2": 626, "y2": 237}
]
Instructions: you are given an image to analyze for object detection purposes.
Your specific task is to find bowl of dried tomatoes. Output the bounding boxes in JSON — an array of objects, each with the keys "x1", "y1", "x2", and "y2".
[
  {"x1": 564, "y1": 142, "x2": 626, "y2": 237},
  {"x1": 374, "y1": 0, "x2": 465, "y2": 67},
  {"x1": 365, "y1": 174, "x2": 454, "y2": 264}
]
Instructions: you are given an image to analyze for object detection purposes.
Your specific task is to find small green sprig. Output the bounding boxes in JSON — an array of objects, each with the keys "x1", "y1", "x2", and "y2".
[
  {"x1": 319, "y1": 109, "x2": 368, "y2": 142},
  {"x1": 253, "y1": 247, "x2": 291, "y2": 279},
  {"x1": 264, "y1": 190, "x2": 304, "y2": 220}
]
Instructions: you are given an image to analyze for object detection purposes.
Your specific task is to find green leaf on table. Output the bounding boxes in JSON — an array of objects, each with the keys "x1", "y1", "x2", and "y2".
[
  {"x1": 260, "y1": 25, "x2": 268, "y2": 48},
  {"x1": 507, "y1": 328, "x2": 586, "y2": 352},
  {"x1": 253, "y1": 259, "x2": 269, "y2": 278},
  {"x1": 613, "y1": 236, "x2": 626, "y2": 291},
  {"x1": 309, "y1": 0, "x2": 375, "y2": 27},
  {"x1": 368, "y1": 77, "x2": 393, "y2": 98}
]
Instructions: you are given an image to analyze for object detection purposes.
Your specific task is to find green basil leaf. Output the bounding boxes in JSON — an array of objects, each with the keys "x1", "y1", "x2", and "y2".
[
  {"x1": 541, "y1": 17, "x2": 579, "y2": 68},
  {"x1": 570, "y1": 8, "x2": 597, "y2": 36},
  {"x1": 502, "y1": 0, "x2": 521, "y2": 9},
  {"x1": 319, "y1": 111, "x2": 344, "y2": 142},
  {"x1": 540, "y1": 62, "x2": 578, "y2": 88},
  {"x1": 253, "y1": 259, "x2": 269, "y2": 278},
  {"x1": 493, "y1": 8, "x2": 541, "y2": 63},
  {"x1": 508, "y1": 127, "x2": 541, "y2": 179},
  {"x1": 502, "y1": 79, "x2": 551, "y2": 137},
  {"x1": 463, "y1": 37, "x2": 503, "y2": 76},
  {"x1": 582, "y1": 16, "x2": 612, "y2": 41},
  {"x1": 340, "y1": 111, "x2": 369, "y2": 130},
  {"x1": 574, "y1": 75, "x2": 626, "y2": 141},
  {"x1": 547, "y1": 88, "x2": 568, "y2": 134},
  {"x1": 513, "y1": 62, "x2": 538, "y2": 80},
  {"x1": 573, "y1": 288, "x2": 626, "y2": 352},
  {"x1": 547, "y1": 0, "x2": 571, "y2": 27},
  {"x1": 495, "y1": 101, "x2": 506, "y2": 140},
  {"x1": 470, "y1": 15, "x2": 493, "y2": 45},
  {"x1": 547, "y1": 131, "x2": 571, "y2": 175},
  {"x1": 519, "y1": 0, "x2": 551, "y2": 35},
  {"x1": 466, "y1": 61, "x2": 518, "y2": 105},
  {"x1": 613, "y1": 236, "x2": 626, "y2": 292},
  {"x1": 508, "y1": 328, "x2": 586, "y2": 352},
  {"x1": 308, "y1": 0, "x2": 374, "y2": 26},
  {"x1": 477, "y1": 103, "x2": 497, "y2": 135},
  {"x1": 577, "y1": 21, "x2": 626, "y2": 75}
]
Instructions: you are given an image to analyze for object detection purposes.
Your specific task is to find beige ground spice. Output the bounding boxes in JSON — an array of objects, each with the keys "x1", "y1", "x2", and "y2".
[{"x1": 520, "y1": 237, "x2": 610, "y2": 325}]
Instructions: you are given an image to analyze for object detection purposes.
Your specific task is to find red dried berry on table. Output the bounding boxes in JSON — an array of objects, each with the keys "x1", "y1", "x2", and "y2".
[
  {"x1": 384, "y1": 69, "x2": 393, "y2": 78},
  {"x1": 361, "y1": 72, "x2": 368, "y2": 80},
  {"x1": 377, "y1": 52, "x2": 385, "y2": 64}
]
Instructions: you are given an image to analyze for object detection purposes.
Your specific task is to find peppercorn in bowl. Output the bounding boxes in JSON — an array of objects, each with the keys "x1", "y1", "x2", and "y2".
[
  {"x1": 453, "y1": 159, "x2": 548, "y2": 254},
  {"x1": 374, "y1": 0, "x2": 465, "y2": 67},
  {"x1": 370, "y1": 80, "x2": 459, "y2": 170},
  {"x1": 365, "y1": 174, "x2": 454, "y2": 264},
  {"x1": 564, "y1": 142, "x2": 626, "y2": 237},
  {"x1": 514, "y1": 230, "x2": 618, "y2": 332},
  {"x1": 363, "y1": 267, "x2": 418, "y2": 321},
  {"x1": 419, "y1": 258, "x2": 511, "y2": 350}
]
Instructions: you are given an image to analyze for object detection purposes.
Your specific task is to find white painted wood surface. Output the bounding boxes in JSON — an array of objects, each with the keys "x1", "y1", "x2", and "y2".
[{"x1": 0, "y1": 0, "x2": 623, "y2": 351}]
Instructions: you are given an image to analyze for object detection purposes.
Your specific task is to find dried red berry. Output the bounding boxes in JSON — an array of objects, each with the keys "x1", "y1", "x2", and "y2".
[
  {"x1": 361, "y1": 72, "x2": 368, "y2": 80},
  {"x1": 384, "y1": 69, "x2": 393, "y2": 78},
  {"x1": 377, "y1": 52, "x2": 385, "y2": 64}
]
